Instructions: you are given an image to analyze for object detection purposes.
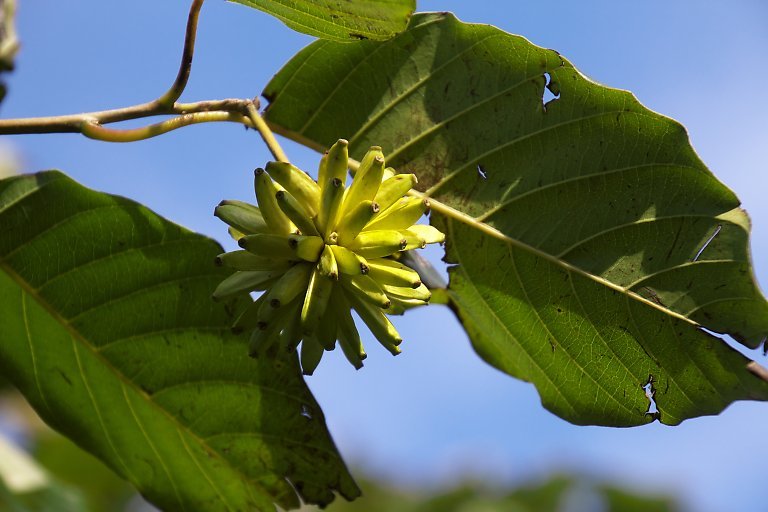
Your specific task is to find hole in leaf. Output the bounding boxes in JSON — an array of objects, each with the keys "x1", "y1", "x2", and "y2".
[
  {"x1": 300, "y1": 404, "x2": 313, "y2": 420},
  {"x1": 692, "y1": 224, "x2": 722, "y2": 262},
  {"x1": 477, "y1": 164, "x2": 488, "y2": 180},
  {"x1": 542, "y1": 72, "x2": 561, "y2": 111},
  {"x1": 642, "y1": 374, "x2": 660, "y2": 421}
]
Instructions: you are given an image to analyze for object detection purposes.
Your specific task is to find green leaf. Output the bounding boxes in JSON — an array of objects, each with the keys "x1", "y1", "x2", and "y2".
[
  {"x1": 0, "y1": 171, "x2": 360, "y2": 511},
  {"x1": 231, "y1": 0, "x2": 415, "y2": 42},
  {"x1": 262, "y1": 13, "x2": 768, "y2": 426},
  {"x1": 600, "y1": 485, "x2": 677, "y2": 512}
]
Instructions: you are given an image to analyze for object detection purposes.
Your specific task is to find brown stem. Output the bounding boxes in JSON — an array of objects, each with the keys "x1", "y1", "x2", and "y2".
[{"x1": 0, "y1": 0, "x2": 263, "y2": 144}]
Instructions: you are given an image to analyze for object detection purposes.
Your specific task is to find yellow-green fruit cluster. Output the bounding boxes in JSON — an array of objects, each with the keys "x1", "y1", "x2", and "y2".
[{"x1": 213, "y1": 139, "x2": 445, "y2": 375}]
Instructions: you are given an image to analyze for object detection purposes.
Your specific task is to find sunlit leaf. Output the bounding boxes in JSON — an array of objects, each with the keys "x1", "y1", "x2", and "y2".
[
  {"x1": 231, "y1": 0, "x2": 415, "y2": 41},
  {"x1": 0, "y1": 171, "x2": 360, "y2": 510},
  {"x1": 262, "y1": 13, "x2": 768, "y2": 426}
]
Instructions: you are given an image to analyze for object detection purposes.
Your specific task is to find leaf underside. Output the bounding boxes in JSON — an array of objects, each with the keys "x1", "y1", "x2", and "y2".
[
  {"x1": 0, "y1": 171, "x2": 360, "y2": 511},
  {"x1": 262, "y1": 12, "x2": 768, "y2": 426},
  {"x1": 230, "y1": 0, "x2": 415, "y2": 42}
]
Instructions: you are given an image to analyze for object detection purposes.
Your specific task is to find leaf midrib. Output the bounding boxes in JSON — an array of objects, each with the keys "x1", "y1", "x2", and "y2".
[
  {"x1": 411, "y1": 189, "x2": 702, "y2": 327},
  {"x1": 0, "y1": 250, "x2": 266, "y2": 510}
]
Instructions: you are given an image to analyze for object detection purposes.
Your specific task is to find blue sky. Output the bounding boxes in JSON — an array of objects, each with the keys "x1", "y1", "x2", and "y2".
[{"x1": 4, "y1": 1, "x2": 768, "y2": 511}]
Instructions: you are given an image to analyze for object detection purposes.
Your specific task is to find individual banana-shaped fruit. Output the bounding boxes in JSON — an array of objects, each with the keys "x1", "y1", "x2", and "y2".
[
  {"x1": 289, "y1": 234, "x2": 325, "y2": 262},
  {"x1": 249, "y1": 299, "x2": 300, "y2": 358},
  {"x1": 331, "y1": 290, "x2": 366, "y2": 369},
  {"x1": 265, "y1": 161, "x2": 321, "y2": 215},
  {"x1": 347, "y1": 230, "x2": 407, "y2": 259},
  {"x1": 382, "y1": 283, "x2": 431, "y2": 302},
  {"x1": 317, "y1": 177, "x2": 345, "y2": 237},
  {"x1": 254, "y1": 168, "x2": 293, "y2": 234},
  {"x1": 365, "y1": 197, "x2": 429, "y2": 231},
  {"x1": 238, "y1": 233, "x2": 296, "y2": 260},
  {"x1": 300, "y1": 336, "x2": 325, "y2": 375},
  {"x1": 263, "y1": 263, "x2": 313, "y2": 309},
  {"x1": 374, "y1": 174, "x2": 417, "y2": 212},
  {"x1": 323, "y1": 139, "x2": 349, "y2": 187},
  {"x1": 215, "y1": 250, "x2": 290, "y2": 271},
  {"x1": 400, "y1": 230, "x2": 427, "y2": 251},
  {"x1": 212, "y1": 269, "x2": 285, "y2": 300},
  {"x1": 318, "y1": 245, "x2": 339, "y2": 279},
  {"x1": 314, "y1": 303, "x2": 339, "y2": 352},
  {"x1": 329, "y1": 245, "x2": 368, "y2": 275},
  {"x1": 233, "y1": 293, "x2": 269, "y2": 332},
  {"x1": 341, "y1": 147, "x2": 384, "y2": 214},
  {"x1": 381, "y1": 167, "x2": 396, "y2": 182},
  {"x1": 275, "y1": 190, "x2": 319, "y2": 236},
  {"x1": 336, "y1": 200, "x2": 379, "y2": 246},
  {"x1": 366, "y1": 258, "x2": 422, "y2": 288},
  {"x1": 214, "y1": 200, "x2": 269, "y2": 235},
  {"x1": 346, "y1": 292, "x2": 402, "y2": 356},
  {"x1": 301, "y1": 268, "x2": 334, "y2": 336},
  {"x1": 341, "y1": 274, "x2": 390, "y2": 309},
  {"x1": 405, "y1": 224, "x2": 445, "y2": 244},
  {"x1": 215, "y1": 139, "x2": 445, "y2": 371}
]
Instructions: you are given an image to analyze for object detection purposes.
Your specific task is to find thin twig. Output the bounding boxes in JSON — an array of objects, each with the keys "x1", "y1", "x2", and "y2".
[
  {"x1": 81, "y1": 111, "x2": 251, "y2": 143},
  {"x1": 157, "y1": 0, "x2": 204, "y2": 107},
  {"x1": 0, "y1": 0, "x2": 269, "y2": 146},
  {"x1": 246, "y1": 102, "x2": 289, "y2": 162}
]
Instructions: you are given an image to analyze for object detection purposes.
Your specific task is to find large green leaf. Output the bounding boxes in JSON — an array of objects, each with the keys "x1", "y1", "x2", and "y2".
[
  {"x1": 0, "y1": 171, "x2": 360, "y2": 511},
  {"x1": 231, "y1": 0, "x2": 415, "y2": 42},
  {"x1": 262, "y1": 13, "x2": 768, "y2": 426}
]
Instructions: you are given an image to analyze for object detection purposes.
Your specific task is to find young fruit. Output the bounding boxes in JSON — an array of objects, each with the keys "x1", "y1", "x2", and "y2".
[{"x1": 215, "y1": 139, "x2": 445, "y2": 374}]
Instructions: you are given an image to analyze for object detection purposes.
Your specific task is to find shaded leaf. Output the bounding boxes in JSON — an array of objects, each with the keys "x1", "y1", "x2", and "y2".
[
  {"x1": 262, "y1": 13, "x2": 768, "y2": 426},
  {"x1": 0, "y1": 171, "x2": 359, "y2": 511},
  {"x1": 231, "y1": 0, "x2": 415, "y2": 42}
]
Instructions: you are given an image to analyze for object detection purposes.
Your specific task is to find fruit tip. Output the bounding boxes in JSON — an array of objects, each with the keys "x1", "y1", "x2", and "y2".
[{"x1": 254, "y1": 167, "x2": 264, "y2": 176}]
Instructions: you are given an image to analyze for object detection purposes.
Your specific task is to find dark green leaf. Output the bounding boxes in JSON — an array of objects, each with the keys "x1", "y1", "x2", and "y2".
[
  {"x1": 262, "y1": 13, "x2": 768, "y2": 426},
  {"x1": 231, "y1": 0, "x2": 415, "y2": 42},
  {"x1": 0, "y1": 171, "x2": 360, "y2": 511}
]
